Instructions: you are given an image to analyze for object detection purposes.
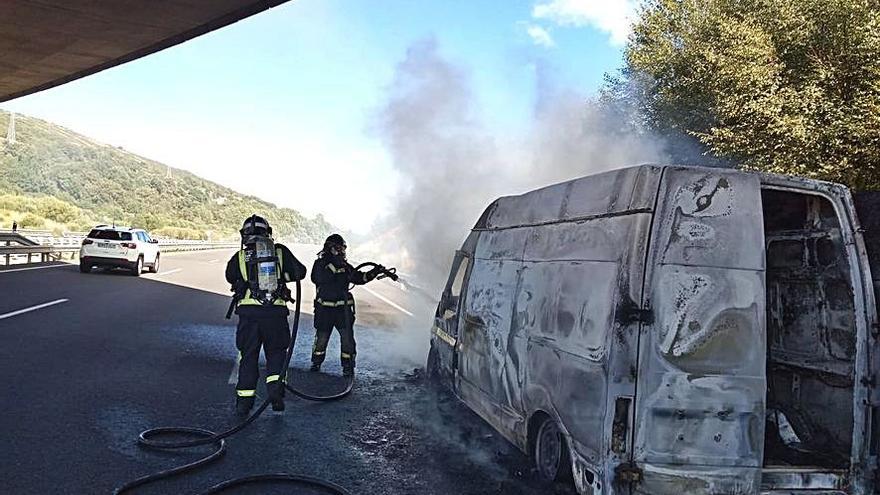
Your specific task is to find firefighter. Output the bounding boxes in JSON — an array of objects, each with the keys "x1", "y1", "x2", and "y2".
[
  {"x1": 310, "y1": 234, "x2": 381, "y2": 376},
  {"x1": 226, "y1": 215, "x2": 306, "y2": 416}
]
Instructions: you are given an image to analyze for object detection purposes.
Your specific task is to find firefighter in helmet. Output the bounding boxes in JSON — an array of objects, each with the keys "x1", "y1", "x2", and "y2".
[
  {"x1": 225, "y1": 215, "x2": 307, "y2": 416},
  {"x1": 310, "y1": 234, "x2": 381, "y2": 376}
]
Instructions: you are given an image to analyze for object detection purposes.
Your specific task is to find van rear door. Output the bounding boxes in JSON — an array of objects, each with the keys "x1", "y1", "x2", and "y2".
[{"x1": 632, "y1": 168, "x2": 767, "y2": 495}]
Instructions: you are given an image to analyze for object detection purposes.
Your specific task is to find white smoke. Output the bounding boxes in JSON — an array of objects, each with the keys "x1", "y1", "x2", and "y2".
[{"x1": 366, "y1": 39, "x2": 669, "y2": 366}]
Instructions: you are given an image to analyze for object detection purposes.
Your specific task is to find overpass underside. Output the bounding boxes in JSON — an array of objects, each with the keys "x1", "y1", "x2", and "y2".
[{"x1": 0, "y1": 0, "x2": 288, "y2": 103}]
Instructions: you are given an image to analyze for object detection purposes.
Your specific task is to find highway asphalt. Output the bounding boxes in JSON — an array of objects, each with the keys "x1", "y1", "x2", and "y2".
[{"x1": 0, "y1": 248, "x2": 570, "y2": 494}]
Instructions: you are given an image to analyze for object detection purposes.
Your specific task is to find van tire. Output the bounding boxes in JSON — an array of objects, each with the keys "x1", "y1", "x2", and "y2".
[
  {"x1": 533, "y1": 417, "x2": 573, "y2": 484},
  {"x1": 131, "y1": 256, "x2": 143, "y2": 277},
  {"x1": 426, "y1": 345, "x2": 441, "y2": 384},
  {"x1": 79, "y1": 262, "x2": 91, "y2": 273}
]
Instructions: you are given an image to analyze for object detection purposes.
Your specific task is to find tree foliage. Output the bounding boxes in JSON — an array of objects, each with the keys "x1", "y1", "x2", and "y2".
[{"x1": 621, "y1": 0, "x2": 880, "y2": 189}]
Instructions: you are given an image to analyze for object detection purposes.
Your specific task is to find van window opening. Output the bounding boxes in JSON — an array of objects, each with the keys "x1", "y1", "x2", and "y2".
[
  {"x1": 761, "y1": 188, "x2": 857, "y2": 471},
  {"x1": 450, "y1": 257, "x2": 469, "y2": 298}
]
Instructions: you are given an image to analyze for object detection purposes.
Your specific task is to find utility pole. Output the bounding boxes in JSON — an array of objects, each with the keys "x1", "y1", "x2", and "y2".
[{"x1": 5, "y1": 112, "x2": 15, "y2": 145}]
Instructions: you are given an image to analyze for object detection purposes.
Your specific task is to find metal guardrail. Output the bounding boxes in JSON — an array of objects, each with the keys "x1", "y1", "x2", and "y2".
[
  {"x1": 0, "y1": 245, "x2": 77, "y2": 264},
  {"x1": 0, "y1": 234, "x2": 238, "y2": 266},
  {"x1": 157, "y1": 241, "x2": 238, "y2": 252}
]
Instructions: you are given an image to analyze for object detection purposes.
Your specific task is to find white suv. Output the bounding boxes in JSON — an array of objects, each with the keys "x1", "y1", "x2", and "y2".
[{"x1": 79, "y1": 226, "x2": 161, "y2": 276}]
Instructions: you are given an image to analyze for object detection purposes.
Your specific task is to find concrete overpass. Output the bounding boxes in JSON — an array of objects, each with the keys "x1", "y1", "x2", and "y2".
[{"x1": 0, "y1": 0, "x2": 290, "y2": 102}]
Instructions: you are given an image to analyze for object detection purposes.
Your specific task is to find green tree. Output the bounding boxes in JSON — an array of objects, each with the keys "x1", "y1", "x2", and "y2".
[
  {"x1": 34, "y1": 196, "x2": 79, "y2": 223},
  {"x1": 19, "y1": 213, "x2": 44, "y2": 228},
  {"x1": 621, "y1": 0, "x2": 880, "y2": 189}
]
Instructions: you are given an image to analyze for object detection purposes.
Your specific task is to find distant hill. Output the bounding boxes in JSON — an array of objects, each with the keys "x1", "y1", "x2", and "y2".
[{"x1": 0, "y1": 110, "x2": 335, "y2": 241}]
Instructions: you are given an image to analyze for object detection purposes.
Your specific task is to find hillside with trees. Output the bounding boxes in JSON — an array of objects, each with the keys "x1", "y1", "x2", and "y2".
[{"x1": 0, "y1": 110, "x2": 335, "y2": 241}]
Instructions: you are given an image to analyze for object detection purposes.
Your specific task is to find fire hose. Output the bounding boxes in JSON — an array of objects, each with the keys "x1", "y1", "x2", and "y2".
[{"x1": 114, "y1": 278, "x2": 353, "y2": 494}]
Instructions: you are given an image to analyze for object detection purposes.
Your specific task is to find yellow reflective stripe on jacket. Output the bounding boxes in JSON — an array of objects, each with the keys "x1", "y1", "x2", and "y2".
[
  {"x1": 237, "y1": 248, "x2": 287, "y2": 307},
  {"x1": 341, "y1": 352, "x2": 352, "y2": 359},
  {"x1": 238, "y1": 250, "x2": 248, "y2": 281},
  {"x1": 315, "y1": 298, "x2": 354, "y2": 307},
  {"x1": 266, "y1": 374, "x2": 281, "y2": 383},
  {"x1": 237, "y1": 389, "x2": 256, "y2": 397}
]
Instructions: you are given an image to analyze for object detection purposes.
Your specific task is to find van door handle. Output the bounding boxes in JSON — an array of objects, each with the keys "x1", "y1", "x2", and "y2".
[{"x1": 464, "y1": 314, "x2": 485, "y2": 330}]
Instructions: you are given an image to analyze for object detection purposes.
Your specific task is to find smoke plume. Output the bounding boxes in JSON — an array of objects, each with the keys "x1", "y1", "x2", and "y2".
[
  {"x1": 377, "y1": 39, "x2": 668, "y2": 289},
  {"x1": 367, "y1": 39, "x2": 670, "y2": 365}
]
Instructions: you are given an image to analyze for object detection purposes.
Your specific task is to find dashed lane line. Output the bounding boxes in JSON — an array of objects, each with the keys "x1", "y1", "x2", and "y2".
[
  {"x1": 154, "y1": 268, "x2": 182, "y2": 276},
  {"x1": 0, "y1": 264, "x2": 71, "y2": 274},
  {"x1": 228, "y1": 357, "x2": 239, "y2": 384},
  {"x1": 0, "y1": 299, "x2": 69, "y2": 321}
]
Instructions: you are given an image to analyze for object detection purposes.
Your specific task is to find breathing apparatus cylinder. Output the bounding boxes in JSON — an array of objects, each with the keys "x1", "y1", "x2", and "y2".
[
  {"x1": 240, "y1": 215, "x2": 281, "y2": 305},
  {"x1": 253, "y1": 237, "x2": 278, "y2": 293}
]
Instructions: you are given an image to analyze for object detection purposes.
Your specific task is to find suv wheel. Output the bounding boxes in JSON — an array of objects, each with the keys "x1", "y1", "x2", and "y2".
[
  {"x1": 533, "y1": 417, "x2": 572, "y2": 484},
  {"x1": 131, "y1": 256, "x2": 143, "y2": 276},
  {"x1": 79, "y1": 262, "x2": 91, "y2": 273},
  {"x1": 148, "y1": 254, "x2": 160, "y2": 273}
]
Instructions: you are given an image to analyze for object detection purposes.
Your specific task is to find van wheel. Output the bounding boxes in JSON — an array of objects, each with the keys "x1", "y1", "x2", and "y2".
[
  {"x1": 148, "y1": 254, "x2": 159, "y2": 273},
  {"x1": 131, "y1": 256, "x2": 143, "y2": 276},
  {"x1": 533, "y1": 417, "x2": 573, "y2": 484},
  {"x1": 79, "y1": 262, "x2": 91, "y2": 273},
  {"x1": 426, "y1": 346, "x2": 441, "y2": 385}
]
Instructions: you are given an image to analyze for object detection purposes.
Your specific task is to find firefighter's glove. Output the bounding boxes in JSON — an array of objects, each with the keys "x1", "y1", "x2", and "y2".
[
  {"x1": 232, "y1": 280, "x2": 248, "y2": 294},
  {"x1": 365, "y1": 267, "x2": 383, "y2": 281}
]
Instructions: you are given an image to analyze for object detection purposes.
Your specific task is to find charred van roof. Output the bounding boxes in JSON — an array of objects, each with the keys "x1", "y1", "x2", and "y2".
[
  {"x1": 474, "y1": 165, "x2": 663, "y2": 231},
  {"x1": 473, "y1": 164, "x2": 850, "y2": 231}
]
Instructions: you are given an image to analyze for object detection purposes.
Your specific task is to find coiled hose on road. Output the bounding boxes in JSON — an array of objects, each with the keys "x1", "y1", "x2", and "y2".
[{"x1": 114, "y1": 279, "x2": 354, "y2": 494}]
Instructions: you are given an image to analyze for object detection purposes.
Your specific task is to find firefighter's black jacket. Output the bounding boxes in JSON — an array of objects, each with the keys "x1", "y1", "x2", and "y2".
[
  {"x1": 225, "y1": 243, "x2": 307, "y2": 316},
  {"x1": 311, "y1": 254, "x2": 369, "y2": 304}
]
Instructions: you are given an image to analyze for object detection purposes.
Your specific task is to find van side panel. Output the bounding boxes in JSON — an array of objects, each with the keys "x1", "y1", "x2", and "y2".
[
  {"x1": 518, "y1": 213, "x2": 654, "y2": 492},
  {"x1": 635, "y1": 168, "x2": 767, "y2": 495},
  {"x1": 457, "y1": 229, "x2": 528, "y2": 436}
]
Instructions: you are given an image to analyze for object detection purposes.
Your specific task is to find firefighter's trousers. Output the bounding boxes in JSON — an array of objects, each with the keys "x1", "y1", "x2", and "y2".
[
  {"x1": 235, "y1": 313, "x2": 290, "y2": 400},
  {"x1": 311, "y1": 305, "x2": 356, "y2": 370}
]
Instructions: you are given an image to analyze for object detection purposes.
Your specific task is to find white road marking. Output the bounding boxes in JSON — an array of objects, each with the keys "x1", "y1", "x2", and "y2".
[
  {"x1": 0, "y1": 264, "x2": 70, "y2": 274},
  {"x1": 362, "y1": 286, "x2": 414, "y2": 317},
  {"x1": 228, "y1": 358, "x2": 240, "y2": 384},
  {"x1": 0, "y1": 299, "x2": 69, "y2": 321},
  {"x1": 207, "y1": 259, "x2": 220, "y2": 264},
  {"x1": 155, "y1": 268, "x2": 182, "y2": 276}
]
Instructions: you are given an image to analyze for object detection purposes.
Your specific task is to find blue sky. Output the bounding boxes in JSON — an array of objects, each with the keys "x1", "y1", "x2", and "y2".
[{"x1": 2, "y1": 0, "x2": 633, "y2": 232}]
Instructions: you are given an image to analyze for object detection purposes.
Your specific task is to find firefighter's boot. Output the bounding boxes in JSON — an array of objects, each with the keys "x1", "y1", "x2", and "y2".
[
  {"x1": 310, "y1": 363, "x2": 321, "y2": 372},
  {"x1": 235, "y1": 396, "x2": 255, "y2": 416},
  {"x1": 268, "y1": 382, "x2": 285, "y2": 412},
  {"x1": 343, "y1": 366, "x2": 354, "y2": 377}
]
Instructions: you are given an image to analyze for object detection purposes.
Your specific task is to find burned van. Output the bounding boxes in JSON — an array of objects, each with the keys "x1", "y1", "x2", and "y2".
[{"x1": 426, "y1": 165, "x2": 880, "y2": 495}]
